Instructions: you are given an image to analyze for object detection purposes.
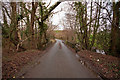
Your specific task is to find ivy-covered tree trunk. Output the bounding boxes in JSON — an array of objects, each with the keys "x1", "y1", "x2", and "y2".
[
  {"x1": 89, "y1": 2, "x2": 92, "y2": 50},
  {"x1": 110, "y1": 2, "x2": 120, "y2": 56},
  {"x1": 30, "y1": 2, "x2": 38, "y2": 49},
  {"x1": 10, "y1": 2, "x2": 19, "y2": 49},
  {"x1": 90, "y1": 2, "x2": 101, "y2": 50},
  {"x1": 84, "y1": 2, "x2": 89, "y2": 50}
]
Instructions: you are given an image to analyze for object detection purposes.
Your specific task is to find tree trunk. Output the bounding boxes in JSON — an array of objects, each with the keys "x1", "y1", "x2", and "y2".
[
  {"x1": 10, "y1": 2, "x2": 19, "y2": 48},
  {"x1": 84, "y1": 1, "x2": 89, "y2": 50},
  {"x1": 30, "y1": 2, "x2": 38, "y2": 49},
  {"x1": 110, "y1": 2, "x2": 120, "y2": 56},
  {"x1": 90, "y1": 1, "x2": 101, "y2": 49}
]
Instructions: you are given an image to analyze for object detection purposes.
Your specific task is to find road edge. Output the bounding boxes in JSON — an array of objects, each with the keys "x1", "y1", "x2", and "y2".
[
  {"x1": 64, "y1": 43, "x2": 104, "y2": 80},
  {"x1": 15, "y1": 42, "x2": 56, "y2": 78}
]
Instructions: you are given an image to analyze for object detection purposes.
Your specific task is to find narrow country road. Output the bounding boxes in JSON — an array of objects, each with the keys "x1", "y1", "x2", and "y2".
[{"x1": 24, "y1": 39, "x2": 98, "y2": 78}]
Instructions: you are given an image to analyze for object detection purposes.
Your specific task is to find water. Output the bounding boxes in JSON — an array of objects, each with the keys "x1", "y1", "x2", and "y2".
[{"x1": 96, "y1": 49, "x2": 105, "y2": 55}]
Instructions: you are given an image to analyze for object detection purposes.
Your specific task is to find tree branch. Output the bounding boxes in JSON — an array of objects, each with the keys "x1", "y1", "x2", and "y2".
[
  {"x1": 2, "y1": 5, "x2": 11, "y2": 19},
  {"x1": 42, "y1": 2, "x2": 61, "y2": 21},
  {"x1": 46, "y1": 0, "x2": 51, "y2": 8}
]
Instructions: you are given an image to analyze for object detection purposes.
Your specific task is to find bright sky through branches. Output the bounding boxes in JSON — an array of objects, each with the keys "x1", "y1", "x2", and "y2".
[{"x1": 45, "y1": 0, "x2": 66, "y2": 30}]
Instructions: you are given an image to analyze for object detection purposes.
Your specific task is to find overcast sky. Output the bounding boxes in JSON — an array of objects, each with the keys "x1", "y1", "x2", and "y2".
[{"x1": 45, "y1": 0, "x2": 68, "y2": 30}]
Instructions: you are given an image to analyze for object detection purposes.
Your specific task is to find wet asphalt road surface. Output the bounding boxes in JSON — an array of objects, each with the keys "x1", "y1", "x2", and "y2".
[{"x1": 24, "y1": 39, "x2": 98, "y2": 78}]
